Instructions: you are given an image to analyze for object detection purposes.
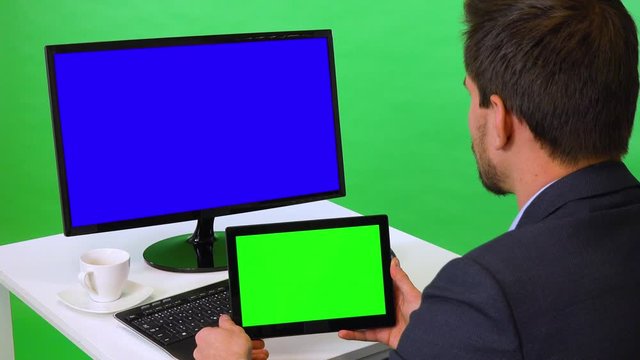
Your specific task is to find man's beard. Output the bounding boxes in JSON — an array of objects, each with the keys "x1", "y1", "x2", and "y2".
[{"x1": 471, "y1": 125, "x2": 509, "y2": 196}]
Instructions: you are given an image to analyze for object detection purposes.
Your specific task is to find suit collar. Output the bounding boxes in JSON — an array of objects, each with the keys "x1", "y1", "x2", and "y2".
[{"x1": 515, "y1": 161, "x2": 639, "y2": 228}]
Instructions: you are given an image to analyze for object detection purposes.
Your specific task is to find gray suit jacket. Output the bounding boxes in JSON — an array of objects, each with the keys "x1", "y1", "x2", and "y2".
[{"x1": 391, "y1": 161, "x2": 640, "y2": 359}]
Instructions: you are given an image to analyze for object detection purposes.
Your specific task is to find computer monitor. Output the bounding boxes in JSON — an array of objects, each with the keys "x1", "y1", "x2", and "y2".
[{"x1": 45, "y1": 30, "x2": 344, "y2": 273}]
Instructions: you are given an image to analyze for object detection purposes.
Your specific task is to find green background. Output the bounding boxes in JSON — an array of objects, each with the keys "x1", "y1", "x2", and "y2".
[
  {"x1": 237, "y1": 225, "x2": 384, "y2": 326},
  {"x1": 1, "y1": 1, "x2": 639, "y2": 358}
]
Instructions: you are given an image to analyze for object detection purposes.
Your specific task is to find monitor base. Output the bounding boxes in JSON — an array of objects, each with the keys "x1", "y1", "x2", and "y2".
[{"x1": 143, "y1": 230, "x2": 228, "y2": 273}]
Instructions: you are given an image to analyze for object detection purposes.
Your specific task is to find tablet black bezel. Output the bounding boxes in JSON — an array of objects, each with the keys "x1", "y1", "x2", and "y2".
[{"x1": 225, "y1": 215, "x2": 395, "y2": 339}]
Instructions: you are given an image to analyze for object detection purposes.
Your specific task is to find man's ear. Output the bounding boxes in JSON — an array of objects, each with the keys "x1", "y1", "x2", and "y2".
[{"x1": 489, "y1": 94, "x2": 513, "y2": 150}]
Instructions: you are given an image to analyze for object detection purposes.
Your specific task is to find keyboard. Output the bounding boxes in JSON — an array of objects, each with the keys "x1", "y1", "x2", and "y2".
[{"x1": 115, "y1": 279, "x2": 231, "y2": 359}]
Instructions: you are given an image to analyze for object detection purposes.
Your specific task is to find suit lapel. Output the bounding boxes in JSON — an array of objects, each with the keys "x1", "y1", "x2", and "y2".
[{"x1": 516, "y1": 161, "x2": 640, "y2": 228}]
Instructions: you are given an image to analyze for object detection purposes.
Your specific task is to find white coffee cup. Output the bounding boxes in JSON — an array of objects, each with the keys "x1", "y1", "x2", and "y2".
[{"x1": 78, "y1": 248, "x2": 130, "y2": 303}]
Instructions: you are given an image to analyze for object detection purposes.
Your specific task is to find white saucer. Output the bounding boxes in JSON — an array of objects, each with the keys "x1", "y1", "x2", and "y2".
[{"x1": 57, "y1": 280, "x2": 153, "y2": 314}]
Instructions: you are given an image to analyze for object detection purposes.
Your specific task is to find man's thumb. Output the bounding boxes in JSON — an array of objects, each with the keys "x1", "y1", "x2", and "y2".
[
  {"x1": 218, "y1": 314, "x2": 235, "y2": 328},
  {"x1": 391, "y1": 257, "x2": 415, "y2": 292}
]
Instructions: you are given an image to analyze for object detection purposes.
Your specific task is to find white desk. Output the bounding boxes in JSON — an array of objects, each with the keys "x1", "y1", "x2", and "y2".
[{"x1": 0, "y1": 201, "x2": 457, "y2": 359}]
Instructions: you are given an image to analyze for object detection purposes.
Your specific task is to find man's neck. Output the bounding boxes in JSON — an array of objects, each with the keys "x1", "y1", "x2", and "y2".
[{"x1": 513, "y1": 157, "x2": 611, "y2": 210}]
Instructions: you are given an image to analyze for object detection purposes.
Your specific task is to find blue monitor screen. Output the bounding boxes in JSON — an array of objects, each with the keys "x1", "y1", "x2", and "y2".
[{"x1": 49, "y1": 34, "x2": 342, "y2": 229}]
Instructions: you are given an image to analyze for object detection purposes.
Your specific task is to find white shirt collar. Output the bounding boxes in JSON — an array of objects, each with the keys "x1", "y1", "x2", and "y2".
[{"x1": 509, "y1": 180, "x2": 557, "y2": 231}]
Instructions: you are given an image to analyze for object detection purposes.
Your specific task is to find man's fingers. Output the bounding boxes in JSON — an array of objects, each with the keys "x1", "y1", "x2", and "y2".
[
  {"x1": 251, "y1": 348, "x2": 269, "y2": 360},
  {"x1": 251, "y1": 339, "x2": 266, "y2": 349},
  {"x1": 195, "y1": 326, "x2": 216, "y2": 345},
  {"x1": 337, "y1": 330, "x2": 361, "y2": 341},
  {"x1": 338, "y1": 329, "x2": 376, "y2": 342}
]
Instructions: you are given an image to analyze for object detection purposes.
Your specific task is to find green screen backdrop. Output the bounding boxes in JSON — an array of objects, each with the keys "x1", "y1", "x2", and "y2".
[{"x1": 1, "y1": 1, "x2": 639, "y2": 358}]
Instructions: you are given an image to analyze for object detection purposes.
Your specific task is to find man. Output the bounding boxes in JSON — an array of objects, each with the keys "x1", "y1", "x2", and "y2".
[{"x1": 195, "y1": 0, "x2": 640, "y2": 358}]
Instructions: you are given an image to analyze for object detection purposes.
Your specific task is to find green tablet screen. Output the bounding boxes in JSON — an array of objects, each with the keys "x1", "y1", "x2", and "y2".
[{"x1": 235, "y1": 224, "x2": 386, "y2": 327}]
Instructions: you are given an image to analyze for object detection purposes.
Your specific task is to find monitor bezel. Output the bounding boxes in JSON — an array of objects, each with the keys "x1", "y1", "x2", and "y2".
[
  {"x1": 45, "y1": 29, "x2": 345, "y2": 236},
  {"x1": 225, "y1": 215, "x2": 396, "y2": 339}
]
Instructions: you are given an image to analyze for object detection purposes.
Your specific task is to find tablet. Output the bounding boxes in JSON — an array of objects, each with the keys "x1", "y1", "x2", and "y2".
[{"x1": 225, "y1": 215, "x2": 395, "y2": 338}]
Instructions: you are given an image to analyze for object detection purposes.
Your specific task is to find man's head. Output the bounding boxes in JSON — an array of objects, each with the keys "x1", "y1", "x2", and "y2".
[{"x1": 463, "y1": 0, "x2": 639, "y2": 194}]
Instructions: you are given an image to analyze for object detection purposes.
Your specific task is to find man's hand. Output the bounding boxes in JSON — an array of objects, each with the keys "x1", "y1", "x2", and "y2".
[
  {"x1": 338, "y1": 257, "x2": 421, "y2": 349},
  {"x1": 194, "y1": 315, "x2": 269, "y2": 360}
]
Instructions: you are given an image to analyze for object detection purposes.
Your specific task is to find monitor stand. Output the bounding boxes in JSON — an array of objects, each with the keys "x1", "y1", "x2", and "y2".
[{"x1": 143, "y1": 217, "x2": 227, "y2": 273}]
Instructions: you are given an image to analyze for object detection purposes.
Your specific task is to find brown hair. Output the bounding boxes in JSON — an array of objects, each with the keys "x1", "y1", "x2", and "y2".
[{"x1": 464, "y1": 0, "x2": 639, "y2": 163}]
